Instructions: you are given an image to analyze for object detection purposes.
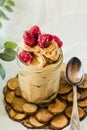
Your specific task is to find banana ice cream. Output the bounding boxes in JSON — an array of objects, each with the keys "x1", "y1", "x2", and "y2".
[{"x1": 17, "y1": 25, "x2": 63, "y2": 103}]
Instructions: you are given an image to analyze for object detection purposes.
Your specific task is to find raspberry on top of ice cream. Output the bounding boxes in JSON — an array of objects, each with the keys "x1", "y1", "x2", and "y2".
[
  {"x1": 29, "y1": 25, "x2": 41, "y2": 40},
  {"x1": 19, "y1": 50, "x2": 34, "y2": 63},
  {"x1": 38, "y1": 34, "x2": 52, "y2": 48},
  {"x1": 18, "y1": 25, "x2": 63, "y2": 67},
  {"x1": 52, "y1": 35, "x2": 63, "y2": 47},
  {"x1": 23, "y1": 25, "x2": 41, "y2": 47}
]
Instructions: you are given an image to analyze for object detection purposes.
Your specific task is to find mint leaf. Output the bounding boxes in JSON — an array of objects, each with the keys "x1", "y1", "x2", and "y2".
[
  {"x1": 4, "y1": 41, "x2": 17, "y2": 49},
  {"x1": 0, "y1": 48, "x2": 16, "y2": 61},
  {"x1": 0, "y1": 64, "x2": 5, "y2": 79},
  {"x1": 3, "y1": 5, "x2": 13, "y2": 12},
  {"x1": 0, "y1": 0, "x2": 5, "y2": 6},
  {"x1": 0, "y1": 21, "x2": 2, "y2": 28},
  {"x1": 0, "y1": 9, "x2": 9, "y2": 20},
  {"x1": 5, "y1": 0, "x2": 15, "y2": 7}
]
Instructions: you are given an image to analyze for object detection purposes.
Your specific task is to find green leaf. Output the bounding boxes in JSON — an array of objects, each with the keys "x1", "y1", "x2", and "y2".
[
  {"x1": 0, "y1": 37, "x2": 6, "y2": 49},
  {"x1": 4, "y1": 41, "x2": 17, "y2": 49},
  {"x1": 0, "y1": 9, "x2": 9, "y2": 20},
  {"x1": 0, "y1": 0, "x2": 5, "y2": 6},
  {"x1": 5, "y1": 0, "x2": 15, "y2": 6},
  {"x1": 0, "y1": 64, "x2": 5, "y2": 79},
  {"x1": 0, "y1": 48, "x2": 16, "y2": 61},
  {"x1": 0, "y1": 21, "x2": 2, "y2": 28},
  {"x1": 3, "y1": 5, "x2": 13, "y2": 12}
]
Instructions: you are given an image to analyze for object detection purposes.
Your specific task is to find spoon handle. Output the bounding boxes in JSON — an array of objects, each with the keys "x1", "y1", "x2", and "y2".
[{"x1": 69, "y1": 86, "x2": 80, "y2": 130}]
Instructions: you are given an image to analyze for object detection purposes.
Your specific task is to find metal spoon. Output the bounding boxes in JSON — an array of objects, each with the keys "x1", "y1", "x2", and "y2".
[{"x1": 65, "y1": 57, "x2": 84, "y2": 130}]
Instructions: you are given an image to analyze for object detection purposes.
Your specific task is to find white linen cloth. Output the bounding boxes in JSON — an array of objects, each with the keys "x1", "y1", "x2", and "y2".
[{"x1": 0, "y1": 0, "x2": 87, "y2": 129}]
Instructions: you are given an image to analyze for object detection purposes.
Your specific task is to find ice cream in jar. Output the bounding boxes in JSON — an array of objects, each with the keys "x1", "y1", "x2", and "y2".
[{"x1": 17, "y1": 25, "x2": 63, "y2": 104}]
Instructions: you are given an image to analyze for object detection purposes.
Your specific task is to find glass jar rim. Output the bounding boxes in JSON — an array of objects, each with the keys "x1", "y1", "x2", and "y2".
[{"x1": 17, "y1": 49, "x2": 63, "y2": 72}]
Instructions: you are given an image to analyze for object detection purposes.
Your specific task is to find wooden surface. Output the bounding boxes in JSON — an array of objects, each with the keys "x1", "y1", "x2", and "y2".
[{"x1": 3, "y1": 67, "x2": 87, "y2": 129}]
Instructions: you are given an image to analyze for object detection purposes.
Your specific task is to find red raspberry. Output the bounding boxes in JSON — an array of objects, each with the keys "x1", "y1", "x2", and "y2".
[
  {"x1": 29, "y1": 25, "x2": 41, "y2": 39},
  {"x1": 23, "y1": 31, "x2": 36, "y2": 47},
  {"x1": 38, "y1": 34, "x2": 52, "y2": 48},
  {"x1": 19, "y1": 51, "x2": 34, "y2": 63},
  {"x1": 52, "y1": 35, "x2": 63, "y2": 47}
]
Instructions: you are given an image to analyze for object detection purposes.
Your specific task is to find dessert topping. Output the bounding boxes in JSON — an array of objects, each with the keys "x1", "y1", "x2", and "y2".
[
  {"x1": 38, "y1": 34, "x2": 52, "y2": 48},
  {"x1": 19, "y1": 50, "x2": 33, "y2": 63},
  {"x1": 52, "y1": 35, "x2": 63, "y2": 47},
  {"x1": 23, "y1": 31, "x2": 36, "y2": 47},
  {"x1": 29, "y1": 25, "x2": 41, "y2": 40}
]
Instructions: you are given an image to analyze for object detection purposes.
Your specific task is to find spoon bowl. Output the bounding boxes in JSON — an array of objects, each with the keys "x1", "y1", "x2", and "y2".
[{"x1": 66, "y1": 57, "x2": 84, "y2": 85}]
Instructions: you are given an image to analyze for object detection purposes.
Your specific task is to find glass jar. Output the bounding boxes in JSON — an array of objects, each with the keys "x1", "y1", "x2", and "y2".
[{"x1": 17, "y1": 51, "x2": 63, "y2": 104}]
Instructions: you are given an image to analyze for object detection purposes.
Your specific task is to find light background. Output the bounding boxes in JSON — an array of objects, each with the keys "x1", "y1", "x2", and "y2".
[{"x1": 0, "y1": 0, "x2": 87, "y2": 129}]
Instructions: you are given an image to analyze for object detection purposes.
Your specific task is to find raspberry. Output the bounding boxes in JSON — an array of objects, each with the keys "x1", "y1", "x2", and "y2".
[
  {"x1": 52, "y1": 35, "x2": 63, "y2": 47},
  {"x1": 29, "y1": 25, "x2": 41, "y2": 39},
  {"x1": 23, "y1": 31, "x2": 36, "y2": 47},
  {"x1": 38, "y1": 34, "x2": 52, "y2": 48},
  {"x1": 19, "y1": 51, "x2": 34, "y2": 63}
]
